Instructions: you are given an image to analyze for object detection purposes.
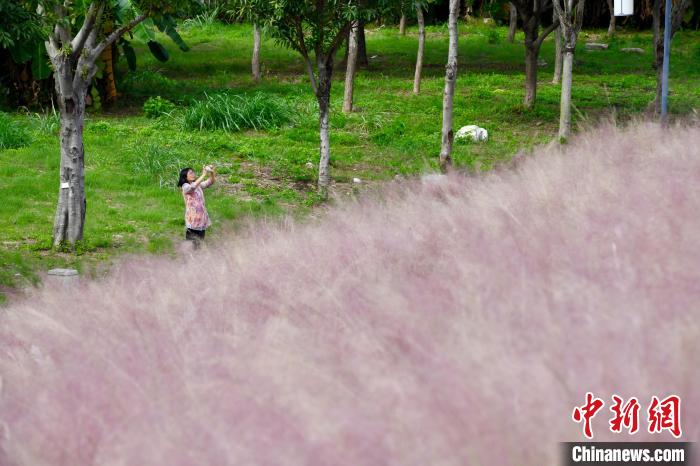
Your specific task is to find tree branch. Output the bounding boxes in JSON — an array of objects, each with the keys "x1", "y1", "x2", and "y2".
[
  {"x1": 92, "y1": 14, "x2": 147, "y2": 60},
  {"x1": 71, "y1": 2, "x2": 99, "y2": 60},
  {"x1": 325, "y1": 21, "x2": 352, "y2": 64},
  {"x1": 53, "y1": 4, "x2": 72, "y2": 47},
  {"x1": 294, "y1": 16, "x2": 318, "y2": 93},
  {"x1": 535, "y1": 18, "x2": 560, "y2": 48}
]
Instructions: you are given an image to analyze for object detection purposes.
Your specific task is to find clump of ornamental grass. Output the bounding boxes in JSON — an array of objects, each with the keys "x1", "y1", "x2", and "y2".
[
  {"x1": 183, "y1": 92, "x2": 293, "y2": 132},
  {"x1": 0, "y1": 121, "x2": 698, "y2": 465}
]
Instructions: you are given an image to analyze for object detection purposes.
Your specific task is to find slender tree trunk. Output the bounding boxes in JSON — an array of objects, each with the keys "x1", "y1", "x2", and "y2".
[
  {"x1": 343, "y1": 22, "x2": 358, "y2": 113},
  {"x1": 252, "y1": 23, "x2": 262, "y2": 83},
  {"x1": 508, "y1": 3, "x2": 518, "y2": 42},
  {"x1": 606, "y1": 0, "x2": 616, "y2": 36},
  {"x1": 316, "y1": 59, "x2": 333, "y2": 197},
  {"x1": 691, "y1": 0, "x2": 700, "y2": 28},
  {"x1": 440, "y1": 0, "x2": 460, "y2": 171},
  {"x1": 652, "y1": 0, "x2": 661, "y2": 68},
  {"x1": 413, "y1": 4, "x2": 426, "y2": 94},
  {"x1": 558, "y1": 50, "x2": 574, "y2": 140},
  {"x1": 553, "y1": 25, "x2": 563, "y2": 83},
  {"x1": 357, "y1": 21, "x2": 368, "y2": 67},
  {"x1": 651, "y1": 0, "x2": 692, "y2": 113},
  {"x1": 399, "y1": 13, "x2": 407, "y2": 35},
  {"x1": 524, "y1": 40, "x2": 539, "y2": 109}
]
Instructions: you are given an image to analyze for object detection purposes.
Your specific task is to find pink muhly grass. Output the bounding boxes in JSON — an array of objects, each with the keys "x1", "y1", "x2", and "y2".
[{"x1": 0, "y1": 121, "x2": 699, "y2": 465}]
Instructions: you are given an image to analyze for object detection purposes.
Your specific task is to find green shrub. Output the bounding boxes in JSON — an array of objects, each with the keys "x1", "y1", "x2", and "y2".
[
  {"x1": 0, "y1": 112, "x2": 30, "y2": 149},
  {"x1": 143, "y1": 96, "x2": 176, "y2": 118},
  {"x1": 486, "y1": 28, "x2": 501, "y2": 45},
  {"x1": 183, "y1": 92, "x2": 292, "y2": 132}
]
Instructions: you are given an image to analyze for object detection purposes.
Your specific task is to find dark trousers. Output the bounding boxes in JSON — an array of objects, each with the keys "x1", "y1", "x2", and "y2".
[{"x1": 186, "y1": 228, "x2": 206, "y2": 249}]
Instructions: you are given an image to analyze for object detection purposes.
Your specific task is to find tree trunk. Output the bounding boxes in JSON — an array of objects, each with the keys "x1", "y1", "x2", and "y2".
[
  {"x1": 343, "y1": 22, "x2": 358, "y2": 113},
  {"x1": 440, "y1": 0, "x2": 460, "y2": 171},
  {"x1": 606, "y1": 0, "x2": 616, "y2": 37},
  {"x1": 413, "y1": 4, "x2": 426, "y2": 94},
  {"x1": 316, "y1": 60, "x2": 333, "y2": 197},
  {"x1": 553, "y1": 25, "x2": 563, "y2": 84},
  {"x1": 100, "y1": 44, "x2": 117, "y2": 104},
  {"x1": 399, "y1": 13, "x2": 407, "y2": 35},
  {"x1": 653, "y1": 56, "x2": 663, "y2": 114},
  {"x1": 252, "y1": 23, "x2": 262, "y2": 83},
  {"x1": 524, "y1": 40, "x2": 539, "y2": 109},
  {"x1": 508, "y1": 3, "x2": 518, "y2": 42},
  {"x1": 357, "y1": 21, "x2": 368, "y2": 67},
  {"x1": 651, "y1": 0, "x2": 692, "y2": 113},
  {"x1": 558, "y1": 50, "x2": 574, "y2": 141},
  {"x1": 691, "y1": 0, "x2": 700, "y2": 28},
  {"x1": 652, "y1": 0, "x2": 661, "y2": 68},
  {"x1": 51, "y1": 62, "x2": 89, "y2": 247}
]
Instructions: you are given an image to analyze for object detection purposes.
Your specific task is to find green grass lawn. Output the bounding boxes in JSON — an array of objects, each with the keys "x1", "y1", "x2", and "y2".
[{"x1": 1, "y1": 20, "x2": 699, "y2": 303}]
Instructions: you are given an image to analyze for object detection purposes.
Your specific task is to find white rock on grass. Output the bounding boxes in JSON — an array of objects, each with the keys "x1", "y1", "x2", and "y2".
[
  {"x1": 585, "y1": 43, "x2": 609, "y2": 50},
  {"x1": 621, "y1": 47, "x2": 644, "y2": 53},
  {"x1": 455, "y1": 125, "x2": 488, "y2": 142},
  {"x1": 352, "y1": 178, "x2": 362, "y2": 184}
]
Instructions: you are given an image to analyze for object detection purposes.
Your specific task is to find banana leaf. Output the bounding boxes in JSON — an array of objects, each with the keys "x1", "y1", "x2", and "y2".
[{"x1": 147, "y1": 40, "x2": 170, "y2": 62}]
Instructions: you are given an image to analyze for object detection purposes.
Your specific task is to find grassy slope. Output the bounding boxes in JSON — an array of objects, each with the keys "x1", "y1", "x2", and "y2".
[{"x1": 1, "y1": 21, "x2": 699, "y2": 302}]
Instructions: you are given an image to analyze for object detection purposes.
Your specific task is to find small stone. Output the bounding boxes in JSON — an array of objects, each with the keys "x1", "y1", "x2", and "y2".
[
  {"x1": 621, "y1": 47, "x2": 644, "y2": 53},
  {"x1": 305, "y1": 162, "x2": 314, "y2": 169},
  {"x1": 47, "y1": 268, "x2": 78, "y2": 276},
  {"x1": 352, "y1": 177, "x2": 362, "y2": 184},
  {"x1": 585, "y1": 43, "x2": 609, "y2": 50}
]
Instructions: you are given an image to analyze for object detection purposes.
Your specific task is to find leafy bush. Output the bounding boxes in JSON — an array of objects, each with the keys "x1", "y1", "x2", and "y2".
[
  {"x1": 143, "y1": 96, "x2": 176, "y2": 118},
  {"x1": 0, "y1": 112, "x2": 30, "y2": 149},
  {"x1": 183, "y1": 92, "x2": 292, "y2": 132}
]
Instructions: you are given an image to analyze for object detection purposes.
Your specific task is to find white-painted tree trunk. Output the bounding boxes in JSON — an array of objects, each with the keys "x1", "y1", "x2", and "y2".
[
  {"x1": 252, "y1": 23, "x2": 262, "y2": 83},
  {"x1": 44, "y1": 7, "x2": 146, "y2": 247},
  {"x1": 317, "y1": 60, "x2": 333, "y2": 197},
  {"x1": 553, "y1": 0, "x2": 584, "y2": 142},
  {"x1": 553, "y1": 22, "x2": 563, "y2": 84},
  {"x1": 343, "y1": 22, "x2": 358, "y2": 113},
  {"x1": 413, "y1": 4, "x2": 426, "y2": 94},
  {"x1": 399, "y1": 13, "x2": 406, "y2": 35},
  {"x1": 439, "y1": 0, "x2": 460, "y2": 170},
  {"x1": 558, "y1": 51, "x2": 574, "y2": 140},
  {"x1": 53, "y1": 74, "x2": 89, "y2": 246}
]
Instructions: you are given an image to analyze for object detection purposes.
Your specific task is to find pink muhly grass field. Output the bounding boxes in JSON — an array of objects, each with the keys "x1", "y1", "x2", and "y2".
[{"x1": 1, "y1": 122, "x2": 699, "y2": 465}]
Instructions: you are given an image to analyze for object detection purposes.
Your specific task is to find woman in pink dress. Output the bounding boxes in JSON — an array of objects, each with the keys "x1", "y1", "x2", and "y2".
[{"x1": 177, "y1": 165, "x2": 216, "y2": 249}]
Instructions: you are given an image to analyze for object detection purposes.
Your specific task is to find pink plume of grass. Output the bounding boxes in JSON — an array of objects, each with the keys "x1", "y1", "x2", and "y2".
[{"x1": 1, "y1": 121, "x2": 699, "y2": 465}]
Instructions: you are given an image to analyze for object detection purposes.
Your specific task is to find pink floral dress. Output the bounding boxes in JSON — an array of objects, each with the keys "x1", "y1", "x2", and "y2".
[{"x1": 182, "y1": 179, "x2": 212, "y2": 230}]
